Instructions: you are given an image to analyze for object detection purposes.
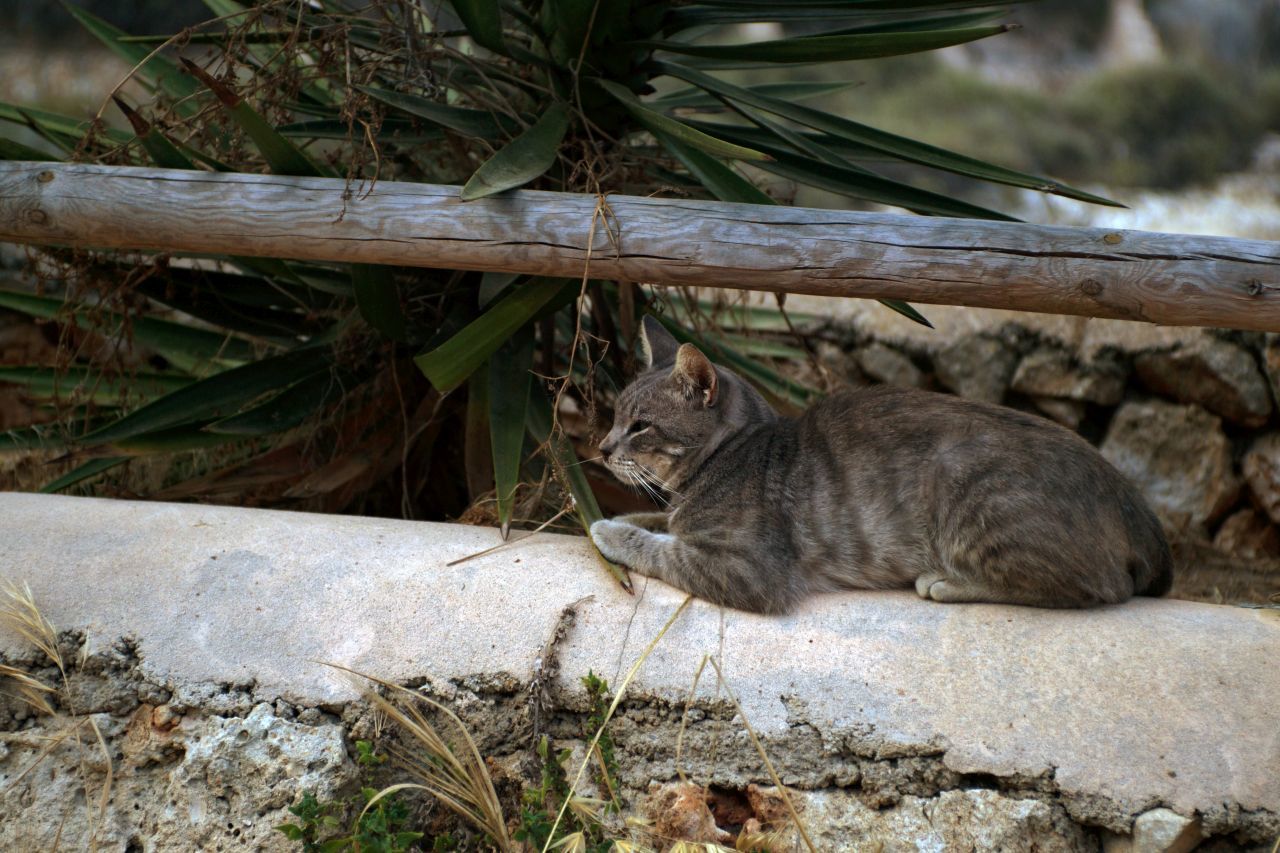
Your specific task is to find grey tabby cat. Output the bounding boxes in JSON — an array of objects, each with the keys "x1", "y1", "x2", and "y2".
[{"x1": 589, "y1": 316, "x2": 1173, "y2": 613}]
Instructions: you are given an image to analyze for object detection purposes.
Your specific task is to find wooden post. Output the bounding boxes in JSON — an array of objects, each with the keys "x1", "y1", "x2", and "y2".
[{"x1": 2, "y1": 161, "x2": 1278, "y2": 331}]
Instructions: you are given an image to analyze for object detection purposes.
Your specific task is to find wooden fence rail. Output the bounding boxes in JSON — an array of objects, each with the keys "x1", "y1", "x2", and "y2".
[{"x1": 2, "y1": 161, "x2": 1278, "y2": 331}]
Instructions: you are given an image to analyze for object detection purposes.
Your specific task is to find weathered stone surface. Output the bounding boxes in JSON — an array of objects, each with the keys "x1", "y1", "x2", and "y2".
[
  {"x1": 933, "y1": 334, "x2": 1018, "y2": 403},
  {"x1": 813, "y1": 340, "x2": 866, "y2": 388},
  {"x1": 0, "y1": 493, "x2": 1277, "y2": 847},
  {"x1": 856, "y1": 342, "x2": 924, "y2": 388},
  {"x1": 1012, "y1": 349, "x2": 1127, "y2": 405},
  {"x1": 1080, "y1": 321, "x2": 1209, "y2": 361},
  {"x1": 1262, "y1": 333, "x2": 1280, "y2": 409},
  {"x1": 1103, "y1": 807, "x2": 1203, "y2": 853},
  {"x1": 0, "y1": 701, "x2": 356, "y2": 851},
  {"x1": 802, "y1": 789, "x2": 1093, "y2": 852},
  {"x1": 1101, "y1": 400, "x2": 1241, "y2": 531},
  {"x1": 1032, "y1": 396, "x2": 1088, "y2": 430},
  {"x1": 784, "y1": 294, "x2": 1089, "y2": 353},
  {"x1": 1134, "y1": 339, "x2": 1272, "y2": 427},
  {"x1": 1212, "y1": 508, "x2": 1280, "y2": 560},
  {"x1": 1243, "y1": 433, "x2": 1280, "y2": 525},
  {"x1": 645, "y1": 782, "x2": 734, "y2": 844}
]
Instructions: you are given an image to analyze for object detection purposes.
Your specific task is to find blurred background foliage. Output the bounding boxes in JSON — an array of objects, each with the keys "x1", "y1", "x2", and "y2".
[{"x1": 0, "y1": 0, "x2": 1276, "y2": 555}]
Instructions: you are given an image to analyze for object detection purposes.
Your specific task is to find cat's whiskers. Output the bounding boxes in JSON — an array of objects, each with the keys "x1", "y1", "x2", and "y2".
[
  {"x1": 624, "y1": 468, "x2": 667, "y2": 507},
  {"x1": 617, "y1": 461, "x2": 668, "y2": 507},
  {"x1": 633, "y1": 461, "x2": 681, "y2": 504}
]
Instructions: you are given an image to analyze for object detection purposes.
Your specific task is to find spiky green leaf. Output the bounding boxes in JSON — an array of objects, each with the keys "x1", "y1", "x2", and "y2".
[
  {"x1": 414, "y1": 278, "x2": 571, "y2": 393},
  {"x1": 641, "y1": 25, "x2": 1010, "y2": 63},
  {"x1": 489, "y1": 327, "x2": 534, "y2": 536},
  {"x1": 526, "y1": 387, "x2": 630, "y2": 591},
  {"x1": 651, "y1": 129, "x2": 774, "y2": 205},
  {"x1": 0, "y1": 138, "x2": 58, "y2": 161},
  {"x1": 0, "y1": 288, "x2": 256, "y2": 372},
  {"x1": 596, "y1": 79, "x2": 770, "y2": 162},
  {"x1": 181, "y1": 58, "x2": 334, "y2": 178},
  {"x1": 74, "y1": 346, "x2": 333, "y2": 447},
  {"x1": 205, "y1": 370, "x2": 339, "y2": 435},
  {"x1": 461, "y1": 103, "x2": 570, "y2": 200},
  {"x1": 451, "y1": 0, "x2": 508, "y2": 54},
  {"x1": 41, "y1": 457, "x2": 128, "y2": 493},
  {"x1": 357, "y1": 86, "x2": 516, "y2": 138},
  {"x1": 351, "y1": 264, "x2": 408, "y2": 342},
  {"x1": 659, "y1": 61, "x2": 1121, "y2": 206}
]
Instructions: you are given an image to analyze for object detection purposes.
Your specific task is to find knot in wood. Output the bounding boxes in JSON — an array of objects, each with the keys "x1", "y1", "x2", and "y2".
[
  {"x1": 36, "y1": 170, "x2": 55, "y2": 183},
  {"x1": 27, "y1": 209, "x2": 49, "y2": 225},
  {"x1": 1102, "y1": 232, "x2": 1123, "y2": 245},
  {"x1": 1080, "y1": 278, "x2": 1104, "y2": 297}
]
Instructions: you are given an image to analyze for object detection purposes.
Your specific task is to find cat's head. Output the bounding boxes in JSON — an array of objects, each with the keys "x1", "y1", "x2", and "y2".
[{"x1": 599, "y1": 316, "x2": 775, "y2": 494}]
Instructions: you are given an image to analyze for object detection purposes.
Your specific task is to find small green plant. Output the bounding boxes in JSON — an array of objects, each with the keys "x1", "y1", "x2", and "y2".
[
  {"x1": 514, "y1": 674, "x2": 623, "y2": 851},
  {"x1": 582, "y1": 671, "x2": 621, "y2": 810},
  {"x1": 514, "y1": 735, "x2": 575, "y2": 849},
  {"x1": 275, "y1": 791, "x2": 343, "y2": 851},
  {"x1": 428, "y1": 833, "x2": 458, "y2": 852},
  {"x1": 276, "y1": 740, "x2": 424, "y2": 853}
]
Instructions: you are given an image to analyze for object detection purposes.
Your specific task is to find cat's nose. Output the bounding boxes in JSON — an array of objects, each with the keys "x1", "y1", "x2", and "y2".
[{"x1": 600, "y1": 434, "x2": 618, "y2": 460}]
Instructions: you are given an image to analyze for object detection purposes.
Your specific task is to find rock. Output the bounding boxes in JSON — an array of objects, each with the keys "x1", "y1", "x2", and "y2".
[
  {"x1": 856, "y1": 342, "x2": 924, "y2": 388},
  {"x1": 154, "y1": 704, "x2": 357, "y2": 849},
  {"x1": 645, "y1": 782, "x2": 733, "y2": 844},
  {"x1": 1262, "y1": 334, "x2": 1280, "y2": 408},
  {"x1": 1103, "y1": 807, "x2": 1203, "y2": 853},
  {"x1": 1032, "y1": 396, "x2": 1088, "y2": 430},
  {"x1": 783, "y1": 295, "x2": 1087, "y2": 355},
  {"x1": 1080, "y1": 320, "x2": 1208, "y2": 361},
  {"x1": 1212, "y1": 508, "x2": 1280, "y2": 560},
  {"x1": 1242, "y1": 433, "x2": 1280, "y2": 524},
  {"x1": 0, "y1": 701, "x2": 356, "y2": 851},
  {"x1": 934, "y1": 335, "x2": 1018, "y2": 403},
  {"x1": 1134, "y1": 339, "x2": 1272, "y2": 427},
  {"x1": 1011, "y1": 349, "x2": 1127, "y2": 405},
  {"x1": 802, "y1": 788, "x2": 1092, "y2": 852},
  {"x1": 813, "y1": 340, "x2": 866, "y2": 388},
  {"x1": 1101, "y1": 400, "x2": 1240, "y2": 531}
]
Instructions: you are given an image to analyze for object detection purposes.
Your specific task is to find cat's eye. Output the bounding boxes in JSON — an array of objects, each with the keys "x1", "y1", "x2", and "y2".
[{"x1": 627, "y1": 420, "x2": 651, "y2": 435}]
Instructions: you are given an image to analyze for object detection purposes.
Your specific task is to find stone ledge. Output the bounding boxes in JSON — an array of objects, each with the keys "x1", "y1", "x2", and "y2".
[{"x1": 1, "y1": 492, "x2": 1277, "y2": 847}]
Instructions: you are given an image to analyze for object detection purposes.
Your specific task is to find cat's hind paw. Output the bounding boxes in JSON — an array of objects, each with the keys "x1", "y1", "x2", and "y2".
[
  {"x1": 914, "y1": 573, "x2": 944, "y2": 599},
  {"x1": 917, "y1": 576, "x2": 989, "y2": 604}
]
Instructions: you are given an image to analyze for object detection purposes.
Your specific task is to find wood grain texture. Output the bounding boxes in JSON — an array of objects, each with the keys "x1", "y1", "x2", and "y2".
[{"x1": 2, "y1": 161, "x2": 1278, "y2": 331}]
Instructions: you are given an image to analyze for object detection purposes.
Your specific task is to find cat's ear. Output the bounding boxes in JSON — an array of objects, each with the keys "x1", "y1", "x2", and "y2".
[
  {"x1": 638, "y1": 315, "x2": 679, "y2": 368},
  {"x1": 673, "y1": 343, "x2": 718, "y2": 406}
]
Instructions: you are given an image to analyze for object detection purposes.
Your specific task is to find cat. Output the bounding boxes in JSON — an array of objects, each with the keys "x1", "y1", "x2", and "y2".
[{"x1": 589, "y1": 316, "x2": 1173, "y2": 614}]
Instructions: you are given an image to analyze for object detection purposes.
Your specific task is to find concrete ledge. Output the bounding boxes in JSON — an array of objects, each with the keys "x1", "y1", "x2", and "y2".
[{"x1": 1, "y1": 493, "x2": 1277, "y2": 848}]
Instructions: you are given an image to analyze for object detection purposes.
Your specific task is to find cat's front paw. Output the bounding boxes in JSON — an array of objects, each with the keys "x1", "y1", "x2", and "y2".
[{"x1": 589, "y1": 519, "x2": 639, "y2": 567}]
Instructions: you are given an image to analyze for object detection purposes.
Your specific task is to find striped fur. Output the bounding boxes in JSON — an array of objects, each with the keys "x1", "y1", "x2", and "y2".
[{"x1": 590, "y1": 318, "x2": 1172, "y2": 614}]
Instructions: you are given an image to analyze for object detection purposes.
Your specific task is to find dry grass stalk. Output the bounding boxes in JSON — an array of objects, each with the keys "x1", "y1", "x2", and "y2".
[
  {"x1": 541, "y1": 596, "x2": 693, "y2": 852},
  {"x1": 0, "y1": 661, "x2": 56, "y2": 716},
  {"x1": 0, "y1": 581, "x2": 114, "y2": 852},
  {"x1": 672, "y1": 654, "x2": 815, "y2": 853},
  {"x1": 705, "y1": 658, "x2": 814, "y2": 853},
  {"x1": 324, "y1": 663, "x2": 515, "y2": 851},
  {"x1": 2, "y1": 582, "x2": 63, "y2": 675}
]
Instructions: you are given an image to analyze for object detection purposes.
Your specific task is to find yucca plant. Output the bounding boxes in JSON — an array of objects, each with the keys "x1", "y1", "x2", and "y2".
[{"x1": 0, "y1": 1, "x2": 1112, "y2": 581}]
